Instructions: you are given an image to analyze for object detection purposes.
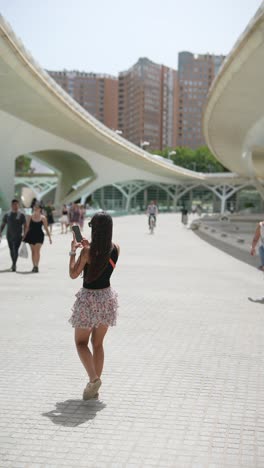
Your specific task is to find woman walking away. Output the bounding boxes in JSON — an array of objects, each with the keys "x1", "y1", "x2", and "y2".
[
  {"x1": 23, "y1": 203, "x2": 52, "y2": 272},
  {"x1": 60, "y1": 204, "x2": 69, "y2": 234},
  {"x1": 68, "y1": 212, "x2": 120, "y2": 400}
]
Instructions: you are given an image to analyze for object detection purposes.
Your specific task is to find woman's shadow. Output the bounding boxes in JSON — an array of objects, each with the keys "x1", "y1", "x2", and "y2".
[
  {"x1": 42, "y1": 399, "x2": 106, "y2": 427},
  {"x1": 248, "y1": 297, "x2": 264, "y2": 304}
]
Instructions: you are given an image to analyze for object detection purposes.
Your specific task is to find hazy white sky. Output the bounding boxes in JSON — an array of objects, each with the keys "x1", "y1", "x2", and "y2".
[{"x1": 0, "y1": 0, "x2": 262, "y2": 75}]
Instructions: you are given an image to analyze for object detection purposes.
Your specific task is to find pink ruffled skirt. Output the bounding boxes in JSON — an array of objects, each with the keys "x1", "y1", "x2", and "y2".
[{"x1": 69, "y1": 286, "x2": 118, "y2": 329}]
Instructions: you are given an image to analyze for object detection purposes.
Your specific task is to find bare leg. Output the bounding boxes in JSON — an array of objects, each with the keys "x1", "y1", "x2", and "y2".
[
  {"x1": 34, "y1": 244, "x2": 42, "y2": 267},
  {"x1": 75, "y1": 328, "x2": 98, "y2": 382},
  {"x1": 91, "y1": 325, "x2": 108, "y2": 378},
  {"x1": 30, "y1": 244, "x2": 35, "y2": 267}
]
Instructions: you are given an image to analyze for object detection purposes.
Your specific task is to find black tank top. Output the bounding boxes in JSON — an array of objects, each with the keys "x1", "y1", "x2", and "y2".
[
  {"x1": 30, "y1": 219, "x2": 43, "y2": 234},
  {"x1": 83, "y1": 245, "x2": 118, "y2": 290}
]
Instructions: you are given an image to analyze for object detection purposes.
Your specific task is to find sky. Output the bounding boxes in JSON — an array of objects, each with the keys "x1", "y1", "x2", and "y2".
[{"x1": 0, "y1": 0, "x2": 262, "y2": 75}]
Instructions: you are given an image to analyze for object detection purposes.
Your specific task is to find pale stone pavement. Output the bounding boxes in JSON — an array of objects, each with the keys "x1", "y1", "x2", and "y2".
[{"x1": 0, "y1": 213, "x2": 264, "y2": 468}]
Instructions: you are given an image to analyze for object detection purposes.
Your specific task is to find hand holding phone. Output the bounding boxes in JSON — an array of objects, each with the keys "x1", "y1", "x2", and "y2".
[{"x1": 71, "y1": 224, "x2": 83, "y2": 243}]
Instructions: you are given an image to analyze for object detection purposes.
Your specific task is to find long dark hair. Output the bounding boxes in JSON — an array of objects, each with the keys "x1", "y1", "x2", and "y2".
[{"x1": 85, "y1": 211, "x2": 113, "y2": 282}]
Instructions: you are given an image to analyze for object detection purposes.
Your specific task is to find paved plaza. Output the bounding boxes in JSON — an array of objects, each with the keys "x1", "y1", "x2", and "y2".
[{"x1": 1, "y1": 213, "x2": 264, "y2": 468}]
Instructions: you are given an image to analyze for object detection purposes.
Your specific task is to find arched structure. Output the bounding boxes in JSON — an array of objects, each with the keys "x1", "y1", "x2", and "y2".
[
  {"x1": 203, "y1": 2, "x2": 264, "y2": 197},
  {"x1": 0, "y1": 15, "x2": 208, "y2": 210},
  {"x1": 0, "y1": 14, "x2": 259, "y2": 213}
]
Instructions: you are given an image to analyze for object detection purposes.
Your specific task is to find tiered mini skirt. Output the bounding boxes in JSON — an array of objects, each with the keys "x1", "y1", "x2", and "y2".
[{"x1": 69, "y1": 286, "x2": 118, "y2": 329}]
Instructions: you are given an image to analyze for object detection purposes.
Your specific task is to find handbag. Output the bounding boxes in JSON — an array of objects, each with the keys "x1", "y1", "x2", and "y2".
[{"x1": 19, "y1": 242, "x2": 28, "y2": 259}]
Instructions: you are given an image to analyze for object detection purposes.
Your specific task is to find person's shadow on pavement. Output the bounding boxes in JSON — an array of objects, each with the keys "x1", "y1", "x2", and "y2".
[
  {"x1": 16, "y1": 271, "x2": 34, "y2": 275},
  {"x1": 42, "y1": 399, "x2": 106, "y2": 427},
  {"x1": 248, "y1": 297, "x2": 264, "y2": 304}
]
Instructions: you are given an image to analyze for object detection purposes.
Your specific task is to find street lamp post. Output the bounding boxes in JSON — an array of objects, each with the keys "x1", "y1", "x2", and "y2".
[
  {"x1": 168, "y1": 150, "x2": 176, "y2": 160},
  {"x1": 140, "y1": 141, "x2": 150, "y2": 150}
]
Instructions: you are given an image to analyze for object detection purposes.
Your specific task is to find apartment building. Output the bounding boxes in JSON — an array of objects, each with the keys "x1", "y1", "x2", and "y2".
[
  {"x1": 48, "y1": 70, "x2": 118, "y2": 130},
  {"x1": 177, "y1": 51, "x2": 225, "y2": 148},
  {"x1": 118, "y1": 58, "x2": 178, "y2": 151}
]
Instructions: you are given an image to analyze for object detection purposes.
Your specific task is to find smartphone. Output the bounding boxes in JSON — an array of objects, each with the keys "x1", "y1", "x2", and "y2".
[{"x1": 71, "y1": 225, "x2": 83, "y2": 243}]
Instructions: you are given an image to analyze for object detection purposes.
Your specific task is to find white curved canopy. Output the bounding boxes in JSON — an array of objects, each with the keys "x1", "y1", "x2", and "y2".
[
  {"x1": 203, "y1": 2, "x2": 264, "y2": 182},
  {"x1": 0, "y1": 14, "x2": 249, "y2": 208}
]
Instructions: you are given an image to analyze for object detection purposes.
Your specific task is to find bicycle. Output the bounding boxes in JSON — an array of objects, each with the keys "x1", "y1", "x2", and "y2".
[{"x1": 149, "y1": 215, "x2": 155, "y2": 234}]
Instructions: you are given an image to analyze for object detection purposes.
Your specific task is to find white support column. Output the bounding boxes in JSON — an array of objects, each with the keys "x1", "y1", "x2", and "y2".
[
  {"x1": 173, "y1": 184, "x2": 198, "y2": 209},
  {"x1": 252, "y1": 178, "x2": 264, "y2": 201},
  {"x1": 172, "y1": 186, "x2": 178, "y2": 211},
  {"x1": 220, "y1": 185, "x2": 227, "y2": 214},
  {"x1": 100, "y1": 187, "x2": 105, "y2": 210},
  {"x1": 54, "y1": 173, "x2": 63, "y2": 207},
  {"x1": 125, "y1": 184, "x2": 133, "y2": 212},
  {"x1": 0, "y1": 155, "x2": 15, "y2": 209},
  {"x1": 114, "y1": 181, "x2": 150, "y2": 212},
  {"x1": 204, "y1": 183, "x2": 249, "y2": 214},
  {"x1": 189, "y1": 189, "x2": 193, "y2": 210}
]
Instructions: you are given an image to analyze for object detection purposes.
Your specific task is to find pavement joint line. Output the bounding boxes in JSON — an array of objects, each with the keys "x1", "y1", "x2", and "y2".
[{"x1": 0, "y1": 213, "x2": 264, "y2": 468}]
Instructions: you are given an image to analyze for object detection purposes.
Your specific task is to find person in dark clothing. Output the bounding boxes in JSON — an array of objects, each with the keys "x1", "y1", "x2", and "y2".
[
  {"x1": 31, "y1": 197, "x2": 44, "y2": 212},
  {"x1": 44, "y1": 201, "x2": 55, "y2": 234},
  {"x1": 30, "y1": 198, "x2": 37, "y2": 210},
  {"x1": 0, "y1": 199, "x2": 26, "y2": 271},
  {"x1": 23, "y1": 203, "x2": 52, "y2": 273},
  {"x1": 181, "y1": 206, "x2": 189, "y2": 225}
]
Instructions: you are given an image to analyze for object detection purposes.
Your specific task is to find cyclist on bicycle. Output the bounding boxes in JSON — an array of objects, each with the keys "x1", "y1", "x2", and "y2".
[{"x1": 146, "y1": 200, "x2": 158, "y2": 229}]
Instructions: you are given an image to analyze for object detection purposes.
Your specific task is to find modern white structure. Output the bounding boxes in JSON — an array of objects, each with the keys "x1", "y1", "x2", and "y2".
[
  {"x1": 0, "y1": 10, "x2": 261, "y2": 213},
  {"x1": 0, "y1": 15, "x2": 204, "y2": 211},
  {"x1": 203, "y1": 2, "x2": 264, "y2": 199}
]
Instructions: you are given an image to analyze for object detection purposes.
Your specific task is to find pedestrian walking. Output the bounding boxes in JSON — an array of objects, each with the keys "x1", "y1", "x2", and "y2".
[
  {"x1": 79, "y1": 204, "x2": 86, "y2": 231},
  {"x1": 60, "y1": 204, "x2": 69, "y2": 234},
  {"x1": 0, "y1": 199, "x2": 26, "y2": 271},
  {"x1": 251, "y1": 220, "x2": 264, "y2": 270},
  {"x1": 31, "y1": 197, "x2": 44, "y2": 212},
  {"x1": 181, "y1": 206, "x2": 189, "y2": 225},
  {"x1": 23, "y1": 203, "x2": 52, "y2": 272},
  {"x1": 44, "y1": 201, "x2": 55, "y2": 235},
  {"x1": 68, "y1": 211, "x2": 120, "y2": 400},
  {"x1": 69, "y1": 203, "x2": 81, "y2": 226}
]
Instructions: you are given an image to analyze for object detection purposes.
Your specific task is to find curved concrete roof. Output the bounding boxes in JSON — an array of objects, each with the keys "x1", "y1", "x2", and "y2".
[
  {"x1": 0, "y1": 16, "x2": 203, "y2": 182},
  {"x1": 203, "y1": 2, "x2": 264, "y2": 179},
  {"x1": 0, "y1": 14, "x2": 251, "y2": 209}
]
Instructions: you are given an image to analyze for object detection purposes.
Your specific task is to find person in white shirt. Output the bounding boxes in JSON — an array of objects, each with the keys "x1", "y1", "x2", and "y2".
[{"x1": 146, "y1": 200, "x2": 158, "y2": 229}]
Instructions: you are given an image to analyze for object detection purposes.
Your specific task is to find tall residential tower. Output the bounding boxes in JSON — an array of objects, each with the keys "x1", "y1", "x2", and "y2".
[
  {"x1": 118, "y1": 58, "x2": 178, "y2": 151},
  {"x1": 48, "y1": 70, "x2": 118, "y2": 130},
  {"x1": 177, "y1": 52, "x2": 225, "y2": 148}
]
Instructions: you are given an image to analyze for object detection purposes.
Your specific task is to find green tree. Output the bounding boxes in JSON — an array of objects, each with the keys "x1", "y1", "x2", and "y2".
[
  {"x1": 15, "y1": 155, "x2": 32, "y2": 174},
  {"x1": 153, "y1": 146, "x2": 229, "y2": 173}
]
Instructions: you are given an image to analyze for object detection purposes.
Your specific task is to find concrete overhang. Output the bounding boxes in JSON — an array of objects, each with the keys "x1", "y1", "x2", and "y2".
[
  {"x1": 0, "y1": 15, "x2": 205, "y2": 191},
  {"x1": 203, "y1": 2, "x2": 264, "y2": 179}
]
